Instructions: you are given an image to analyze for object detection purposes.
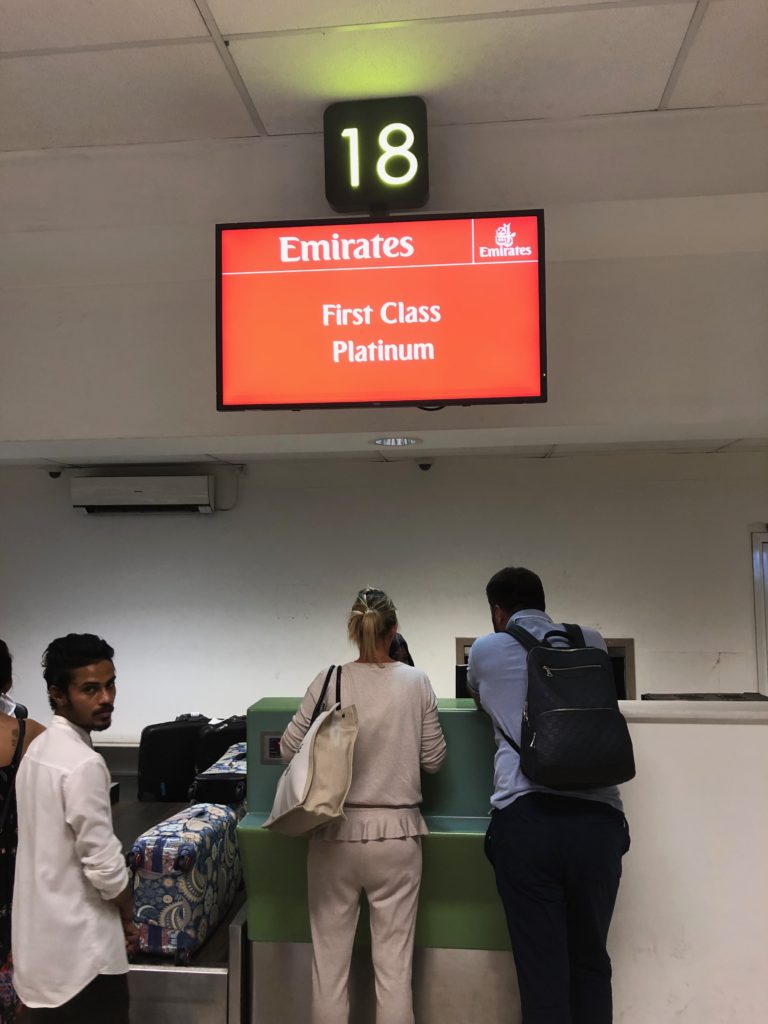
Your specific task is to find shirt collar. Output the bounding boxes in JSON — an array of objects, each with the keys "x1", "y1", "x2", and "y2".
[
  {"x1": 507, "y1": 609, "x2": 553, "y2": 627},
  {"x1": 52, "y1": 714, "x2": 93, "y2": 748}
]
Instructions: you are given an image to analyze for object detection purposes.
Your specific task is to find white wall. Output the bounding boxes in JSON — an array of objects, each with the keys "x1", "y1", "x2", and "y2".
[
  {"x1": 1, "y1": 451, "x2": 765, "y2": 741},
  {"x1": 615, "y1": 713, "x2": 768, "y2": 1024}
]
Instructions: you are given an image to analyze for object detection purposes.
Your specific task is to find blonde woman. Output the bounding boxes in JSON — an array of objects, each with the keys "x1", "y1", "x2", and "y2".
[{"x1": 281, "y1": 588, "x2": 446, "y2": 1024}]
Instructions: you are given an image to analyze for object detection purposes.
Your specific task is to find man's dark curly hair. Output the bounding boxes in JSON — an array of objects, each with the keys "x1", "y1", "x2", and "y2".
[
  {"x1": 43, "y1": 633, "x2": 114, "y2": 708},
  {"x1": 485, "y1": 567, "x2": 546, "y2": 615}
]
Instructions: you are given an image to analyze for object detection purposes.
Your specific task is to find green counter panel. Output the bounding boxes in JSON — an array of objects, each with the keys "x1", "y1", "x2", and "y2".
[{"x1": 239, "y1": 698, "x2": 511, "y2": 951}]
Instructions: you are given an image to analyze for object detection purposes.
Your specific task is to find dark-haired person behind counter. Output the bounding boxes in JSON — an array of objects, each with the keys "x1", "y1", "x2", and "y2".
[
  {"x1": 389, "y1": 632, "x2": 415, "y2": 666},
  {"x1": 280, "y1": 588, "x2": 446, "y2": 1024},
  {"x1": 0, "y1": 640, "x2": 45, "y2": 1021}
]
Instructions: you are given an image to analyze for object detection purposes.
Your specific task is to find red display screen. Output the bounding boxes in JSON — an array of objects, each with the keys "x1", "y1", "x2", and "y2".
[{"x1": 216, "y1": 210, "x2": 546, "y2": 409}]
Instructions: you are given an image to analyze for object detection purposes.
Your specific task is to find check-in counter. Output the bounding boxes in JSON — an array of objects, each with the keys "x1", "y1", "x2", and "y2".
[
  {"x1": 238, "y1": 697, "x2": 768, "y2": 1024},
  {"x1": 237, "y1": 697, "x2": 517, "y2": 1023}
]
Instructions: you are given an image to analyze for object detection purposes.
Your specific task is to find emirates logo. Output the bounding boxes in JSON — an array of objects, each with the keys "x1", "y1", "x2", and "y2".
[
  {"x1": 479, "y1": 221, "x2": 533, "y2": 259},
  {"x1": 495, "y1": 223, "x2": 517, "y2": 247}
]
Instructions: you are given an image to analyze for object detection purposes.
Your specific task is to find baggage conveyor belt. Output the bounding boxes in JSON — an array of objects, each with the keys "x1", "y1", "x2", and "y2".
[
  {"x1": 109, "y1": 773, "x2": 247, "y2": 1024},
  {"x1": 127, "y1": 904, "x2": 247, "y2": 1024}
]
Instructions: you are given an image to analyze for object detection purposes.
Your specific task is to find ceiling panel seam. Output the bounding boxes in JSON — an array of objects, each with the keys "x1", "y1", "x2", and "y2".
[
  {"x1": 657, "y1": 0, "x2": 712, "y2": 109},
  {"x1": 0, "y1": 0, "x2": 695, "y2": 58},
  {"x1": 0, "y1": 38, "x2": 212, "y2": 60},
  {"x1": 219, "y1": 0, "x2": 695, "y2": 42},
  {"x1": 0, "y1": 102, "x2": 762, "y2": 155},
  {"x1": 192, "y1": 0, "x2": 267, "y2": 135}
]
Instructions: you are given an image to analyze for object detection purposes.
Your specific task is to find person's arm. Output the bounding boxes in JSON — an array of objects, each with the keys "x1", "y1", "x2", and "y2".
[
  {"x1": 420, "y1": 682, "x2": 447, "y2": 774},
  {"x1": 280, "y1": 670, "x2": 329, "y2": 762},
  {"x1": 63, "y1": 757, "x2": 130, "y2": 901},
  {"x1": 110, "y1": 884, "x2": 140, "y2": 955},
  {"x1": 466, "y1": 649, "x2": 484, "y2": 712}
]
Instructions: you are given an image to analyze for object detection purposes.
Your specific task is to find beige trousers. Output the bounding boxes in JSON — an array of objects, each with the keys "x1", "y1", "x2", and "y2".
[{"x1": 307, "y1": 836, "x2": 422, "y2": 1024}]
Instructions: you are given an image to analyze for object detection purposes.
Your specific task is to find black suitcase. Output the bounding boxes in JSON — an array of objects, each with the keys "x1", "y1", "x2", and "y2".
[
  {"x1": 137, "y1": 714, "x2": 210, "y2": 801},
  {"x1": 194, "y1": 715, "x2": 247, "y2": 774},
  {"x1": 189, "y1": 742, "x2": 247, "y2": 804}
]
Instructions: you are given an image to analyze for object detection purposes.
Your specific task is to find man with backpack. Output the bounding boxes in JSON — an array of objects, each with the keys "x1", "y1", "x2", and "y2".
[{"x1": 467, "y1": 567, "x2": 632, "y2": 1024}]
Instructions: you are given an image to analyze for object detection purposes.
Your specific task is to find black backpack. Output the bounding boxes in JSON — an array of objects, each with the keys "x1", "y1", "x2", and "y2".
[{"x1": 500, "y1": 622, "x2": 636, "y2": 790}]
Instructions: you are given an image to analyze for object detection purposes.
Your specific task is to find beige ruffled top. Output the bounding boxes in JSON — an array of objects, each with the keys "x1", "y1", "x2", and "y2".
[{"x1": 280, "y1": 661, "x2": 446, "y2": 841}]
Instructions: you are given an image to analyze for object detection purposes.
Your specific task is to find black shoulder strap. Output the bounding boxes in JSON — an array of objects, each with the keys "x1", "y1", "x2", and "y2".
[
  {"x1": 504, "y1": 623, "x2": 540, "y2": 650},
  {"x1": 0, "y1": 716, "x2": 26, "y2": 835},
  {"x1": 309, "y1": 665, "x2": 336, "y2": 725},
  {"x1": 9, "y1": 717, "x2": 26, "y2": 773},
  {"x1": 335, "y1": 665, "x2": 342, "y2": 706},
  {"x1": 499, "y1": 626, "x2": 532, "y2": 755},
  {"x1": 497, "y1": 722, "x2": 521, "y2": 755}
]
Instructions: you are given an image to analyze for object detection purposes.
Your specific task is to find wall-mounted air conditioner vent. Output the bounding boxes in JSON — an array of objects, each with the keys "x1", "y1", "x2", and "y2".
[{"x1": 70, "y1": 476, "x2": 215, "y2": 515}]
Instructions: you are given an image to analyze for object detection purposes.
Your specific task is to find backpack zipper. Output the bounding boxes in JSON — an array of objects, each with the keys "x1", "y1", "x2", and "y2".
[{"x1": 543, "y1": 663, "x2": 603, "y2": 677}]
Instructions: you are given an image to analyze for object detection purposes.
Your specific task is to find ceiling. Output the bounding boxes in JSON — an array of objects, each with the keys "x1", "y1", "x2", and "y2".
[
  {"x1": 0, "y1": 0, "x2": 766, "y2": 152},
  {"x1": 0, "y1": 1, "x2": 765, "y2": 467}
]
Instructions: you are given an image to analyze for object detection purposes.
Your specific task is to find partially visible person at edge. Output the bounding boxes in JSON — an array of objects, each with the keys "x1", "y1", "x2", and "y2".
[
  {"x1": 12, "y1": 634, "x2": 139, "y2": 1023},
  {"x1": 0, "y1": 640, "x2": 45, "y2": 1022},
  {"x1": 467, "y1": 567, "x2": 631, "y2": 1024},
  {"x1": 389, "y1": 632, "x2": 414, "y2": 666},
  {"x1": 281, "y1": 588, "x2": 446, "y2": 1024}
]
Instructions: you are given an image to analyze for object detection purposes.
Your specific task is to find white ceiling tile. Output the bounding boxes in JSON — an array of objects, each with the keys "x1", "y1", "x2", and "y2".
[
  {"x1": 667, "y1": 0, "x2": 768, "y2": 109},
  {"x1": 0, "y1": 0, "x2": 206, "y2": 52},
  {"x1": 228, "y1": 4, "x2": 695, "y2": 134},
  {"x1": 0, "y1": 44, "x2": 256, "y2": 152},
  {"x1": 208, "y1": 0, "x2": 636, "y2": 35}
]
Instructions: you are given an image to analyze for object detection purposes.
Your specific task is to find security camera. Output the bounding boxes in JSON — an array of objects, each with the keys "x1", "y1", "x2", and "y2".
[
  {"x1": 418, "y1": 462, "x2": 433, "y2": 472},
  {"x1": 48, "y1": 471, "x2": 62, "y2": 479}
]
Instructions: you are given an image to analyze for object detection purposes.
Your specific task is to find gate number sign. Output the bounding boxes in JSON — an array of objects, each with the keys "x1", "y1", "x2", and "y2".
[{"x1": 324, "y1": 97, "x2": 429, "y2": 213}]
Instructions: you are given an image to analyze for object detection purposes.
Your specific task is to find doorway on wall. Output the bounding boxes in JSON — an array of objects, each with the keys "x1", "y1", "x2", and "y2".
[{"x1": 752, "y1": 532, "x2": 768, "y2": 695}]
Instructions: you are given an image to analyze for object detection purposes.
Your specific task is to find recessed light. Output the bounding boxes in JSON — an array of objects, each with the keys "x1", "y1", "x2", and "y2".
[{"x1": 371, "y1": 437, "x2": 421, "y2": 447}]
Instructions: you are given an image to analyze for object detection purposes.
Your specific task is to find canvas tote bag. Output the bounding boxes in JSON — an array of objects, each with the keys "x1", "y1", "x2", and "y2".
[{"x1": 263, "y1": 665, "x2": 358, "y2": 836}]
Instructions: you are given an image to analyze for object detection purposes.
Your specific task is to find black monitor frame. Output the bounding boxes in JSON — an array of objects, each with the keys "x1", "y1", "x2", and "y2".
[{"x1": 216, "y1": 209, "x2": 547, "y2": 412}]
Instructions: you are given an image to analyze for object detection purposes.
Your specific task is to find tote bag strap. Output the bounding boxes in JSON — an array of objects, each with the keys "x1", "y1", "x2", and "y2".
[
  {"x1": 309, "y1": 665, "x2": 336, "y2": 726},
  {"x1": 334, "y1": 665, "x2": 342, "y2": 706}
]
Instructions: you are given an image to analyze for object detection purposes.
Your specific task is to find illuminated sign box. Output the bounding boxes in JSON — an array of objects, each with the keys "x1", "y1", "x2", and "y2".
[
  {"x1": 324, "y1": 96, "x2": 429, "y2": 213},
  {"x1": 216, "y1": 211, "x2": 546, "y2": 410}
]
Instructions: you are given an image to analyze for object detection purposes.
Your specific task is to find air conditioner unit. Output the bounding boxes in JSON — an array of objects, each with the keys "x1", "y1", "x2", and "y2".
[{"x1": 71, "y1": 475, "x2": 215, "y2": 515}]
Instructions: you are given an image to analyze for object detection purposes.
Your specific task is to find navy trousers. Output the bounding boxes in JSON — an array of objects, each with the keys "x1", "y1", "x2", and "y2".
[{"x1": 485, "y1": 792, "x2": 629, "y2": 1024}]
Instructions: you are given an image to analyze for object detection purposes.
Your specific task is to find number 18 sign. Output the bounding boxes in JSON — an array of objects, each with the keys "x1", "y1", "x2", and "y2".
[{"x1": 324, "y1": 96, "x2": 429, "y2": 213}]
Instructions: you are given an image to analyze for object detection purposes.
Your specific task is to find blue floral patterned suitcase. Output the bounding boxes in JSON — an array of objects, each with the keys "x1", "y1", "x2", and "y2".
[{"x1": 129, "y1": 802, "x2": 243, "y2": 962}]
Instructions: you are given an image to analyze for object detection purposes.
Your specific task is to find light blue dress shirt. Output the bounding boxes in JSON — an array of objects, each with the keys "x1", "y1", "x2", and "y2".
[{"x1": 467, "y1": 609, "x2": 623, "y2": 813}]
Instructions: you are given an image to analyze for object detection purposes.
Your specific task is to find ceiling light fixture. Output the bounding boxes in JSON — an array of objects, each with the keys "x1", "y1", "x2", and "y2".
[{"x1": 371, "y1": 436, "x2": 421, "y2": 447}]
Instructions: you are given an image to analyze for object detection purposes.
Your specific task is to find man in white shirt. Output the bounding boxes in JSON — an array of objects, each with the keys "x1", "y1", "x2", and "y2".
[{"x1": 13, "y1": 633, "x2": 138, "y2": 1021}]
